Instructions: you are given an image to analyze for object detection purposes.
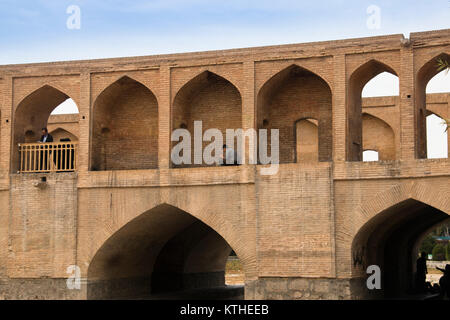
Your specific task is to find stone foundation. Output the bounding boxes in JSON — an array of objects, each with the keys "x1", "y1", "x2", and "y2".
[
  {"x1": 0, "y1": 278, "x2": 86, "y2": 300},
  {"x1": 245, "y1": 277, "x2": 381, "y2": 300},
  {"x1": 87, "y1": 272, "x2": 225, "y2": 299}
]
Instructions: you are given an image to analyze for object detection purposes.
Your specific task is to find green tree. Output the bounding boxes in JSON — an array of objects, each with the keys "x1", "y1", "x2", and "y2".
[
  {"x1": 446, "y1": 243, "x2": 450, "y2": 261},
  {"x1": 419, "y1": 234, "x2": 436, "y2": 255},
  {"x1": 432, "y1": 243, "x2": 446, "y2": 261},
  {"x1": 437, "y1": 58, "x2": 449, "y2": 73}
]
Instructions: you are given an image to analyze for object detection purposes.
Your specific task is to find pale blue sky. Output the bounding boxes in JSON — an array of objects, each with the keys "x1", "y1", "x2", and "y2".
[{"x1": 0, "y1": 0, "x2": 449, "y2": 64}]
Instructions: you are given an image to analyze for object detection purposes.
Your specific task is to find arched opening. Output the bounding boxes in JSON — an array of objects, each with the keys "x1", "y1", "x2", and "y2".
[
  {"x1": 257, "y1": 64, "x2": 332, "y2": 163},
  {"x1": 12, "y1": 85, "x2": 80, "y2": 172},
  {"x1": 225, "y1": 250, "x2": 244, "y2": 286},
  {"x1": 49, "y1": 128, "x2": 78, "y2": 142},
  {"x1": 348, "y1": 60, "x2": 398, "y2": 161},
  {"x1": 416, "y1": 53, "x2": 450, "y2": 159},
  {"x1": 51, "y1": 98, "x2": 79, "y2": 115},
  {"x1": 172, "y1": 71, "x2": 242, "y2": 168},
  {"x1": 417, "y1": 220, "x2": 450, "y2": 287},
  {"x1": 352, "y1": 199, "x2": 449, "y2": 299},
  {"x1": 362, "y1": 72, "x2": 399, "y2": 97},
  {"x1": 91, "y1": 76, "x2": 158, "y2": 171},
  {"x1": 295, "y1": 118, "x2": 319, "y2": 163},
  {"x1": 363, "y1": 150, "x2": 379, "y2": 162},
  {"x1": 87, "y1": 204, "x2": 244, "y2": 300},
  {"x1": 362, "y1": 113, "x2": 395, "y2": 160},
  {"x1": 426, "y1": 113, "x2": 448, "y2": 159}
]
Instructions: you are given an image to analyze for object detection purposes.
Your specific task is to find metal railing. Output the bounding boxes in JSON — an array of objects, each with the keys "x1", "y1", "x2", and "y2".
[{"x1": 18, "y1": 142, "x2": 78, "y2": 173}]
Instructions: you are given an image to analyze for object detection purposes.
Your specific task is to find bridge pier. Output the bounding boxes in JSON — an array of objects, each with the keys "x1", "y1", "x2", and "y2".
[{"x1": 245, "y1": 277, "x2": 377, "y2": 300}]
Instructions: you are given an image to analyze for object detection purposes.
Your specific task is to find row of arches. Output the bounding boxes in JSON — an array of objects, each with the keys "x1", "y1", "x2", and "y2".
[
  {"x1": 85, "y1": 189, "x2": 449, "y2": 299},
  {"x1": 10, "y1": 53, "x2": 449, "y2": 171}
]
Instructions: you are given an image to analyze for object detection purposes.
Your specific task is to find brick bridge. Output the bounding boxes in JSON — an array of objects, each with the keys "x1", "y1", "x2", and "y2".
[{"x1": 0, "y1": 29, "x2": 449, "y2": 300}]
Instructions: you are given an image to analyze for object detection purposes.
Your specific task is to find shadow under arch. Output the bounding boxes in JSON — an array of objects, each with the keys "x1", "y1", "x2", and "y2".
[
  {"x1": 351, "y1": 198, "x2": 449, "y2": 299},
  {"x1": 416, "y1": 53, "x2": 450, "y2": 159},
  {"x1": 87, "y1": 203, "x2": 245, "y2": 300},
  {"x1": 257, "y1": 64, "x2": 332, "y2": 163},
  {"x1": 12, "y1": 85, "x2": 79, "y2": 171},
  {"x1": 171, "y1": 70, "x2": 242, "y2": 168},
  {"x1": 347, "y1": 59, "x2": 398, "y2": 161},
  {"x1": 90, "y1": 75, "x2": 158, "y2": 171}
]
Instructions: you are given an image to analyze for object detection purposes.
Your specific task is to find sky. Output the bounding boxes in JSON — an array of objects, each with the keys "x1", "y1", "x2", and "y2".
[
  {"x1": 1, "y1": 0, "x2": 449, "y2": 64},
  {"x1": 1, "y1": 0, "x2": 448, "y2": 157}
]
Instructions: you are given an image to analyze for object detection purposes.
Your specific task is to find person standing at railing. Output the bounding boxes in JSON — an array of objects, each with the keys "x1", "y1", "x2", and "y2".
[
  {"x1": 38, "y1": 128, "x2": 54, "y2": 171},
  {"x1": 39, "y1": 128, "x2": 53, "y2": 143}
]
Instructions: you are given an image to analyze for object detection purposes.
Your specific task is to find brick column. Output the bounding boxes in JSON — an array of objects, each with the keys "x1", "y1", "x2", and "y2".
[
  {"x1": 242, "y1": 61, "x2": 255, "y2": 164},
  {"x1": 448, "y1": 94, "x2": 450, "y2": 159},
  {"x1": 77, "y1": 72, "x2": 91, "y2": 172},
  {"x1": 332, "y1": 55, "x2": 346, "y2": 162},
  {"x1": 1, "y1": 76, "x2": 12, "y2": 173},
  {"x1": 399, "y1": 47, "x2": 416, "y2": 160},
  {"x1": 158, "y1": 66, "x2": 171, "y2": 169},
  {"x1": 0, "y1": 76, "x2": 11, "y2": 279}
]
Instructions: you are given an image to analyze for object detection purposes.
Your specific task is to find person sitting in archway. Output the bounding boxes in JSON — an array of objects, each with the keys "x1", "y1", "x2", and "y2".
[
  {"x1": 436, "y1": 264, "x2": 450, "y2": 299},
  {"x1": 221, "y1": 144, "x2": 238, "y2": 166},
  {"x1": 415, "y1": 252, "x2": 428, "y2": 293}
]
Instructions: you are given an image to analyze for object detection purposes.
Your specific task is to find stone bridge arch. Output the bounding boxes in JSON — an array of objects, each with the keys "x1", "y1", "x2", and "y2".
[
  {"x1": 86, "y1": 199, "x2": 256, "y2": 299},
  {"x1": 350, "y1": 182, "x2": 449, "y2": 298}
]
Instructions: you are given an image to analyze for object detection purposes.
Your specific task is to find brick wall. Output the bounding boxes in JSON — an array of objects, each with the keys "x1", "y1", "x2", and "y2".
[{"x1": 0, "y1": 29, "x2": 448, "y2": 300}]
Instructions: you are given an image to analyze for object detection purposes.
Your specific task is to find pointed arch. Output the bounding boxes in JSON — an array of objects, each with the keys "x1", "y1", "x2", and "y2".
[
  {"x1": 258, "y1": 63, "x2": 333, "y2": 93},
  {"x1": 416, "y1": 52, "x2": 450, "y2": 159},
  {"x1": 362, "y1": 113, "x2": 396, "y2": 160},
  {"x1": 87, "y1": 203, "x2": 247, "y2": 299},
  {"x1": 347, "y1": 59, "x2": 399, "y2": 161},
  {"x1": 257, "y1": 64, "x2": 332, "y2": 163},
  {"x1": 349, "y1": 183, "x2": 450, "y2": 298},
  {"x1": 171, "y1": 70, "x2": 242, "y2": 167},
  {"x1": 294, "y1": 118, "x2": 319, "y2": 163},
  {"x1": 15, "y1": 83, "x2": 79, "y2": 111},
  {"x1": 417, "y1": 53, "x2": 450, "y2": 87},
  {"x1": 12, "y1": 85, "x2": 79, "y2": 171},
  {"x1": 91, "y1": 76, "x2": 158, "y2": 171},
  {"x1": 93, "y1": 75, "x2": 159, "y2": 105},
  {"x1": 173, "y1": 69, "x2": 242, "y2": 105},
  {"x1": 49, "y1": 127, "x2": 78, "y2": 142}
]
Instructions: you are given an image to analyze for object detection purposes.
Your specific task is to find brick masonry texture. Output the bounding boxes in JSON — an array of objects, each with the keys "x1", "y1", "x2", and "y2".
[{"x1": 0, "y1": 29, "x2": 448, "y2": 300}]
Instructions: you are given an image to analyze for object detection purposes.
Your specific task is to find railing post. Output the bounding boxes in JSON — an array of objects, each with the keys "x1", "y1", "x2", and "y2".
[{"x1": 18, "y1": 142, "x2": 79, "y2": 173}]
